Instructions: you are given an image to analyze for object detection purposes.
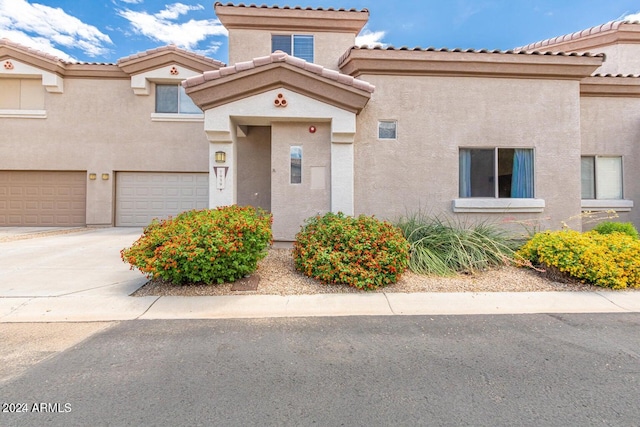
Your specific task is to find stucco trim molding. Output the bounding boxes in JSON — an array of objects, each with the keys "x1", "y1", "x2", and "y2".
[
  {"x1": 0, "y1": 58, "x2": 64, "y2": 93},
  {"x1": 129, "y1": 64, "x2": 205, "y2": 95},
  {"x1": 0, "y1": 109, "x2": 47, "y2": 119},
  {"x1": 581, "y1": 199, "x2": 634, "y2": 212},
  {"x1": 150, "y1": 113, "x2": 204, "y2": 122},
  {"x1": 580, "y1": 76, "x2": 640, "y2": 97},
  {"x1": 452, "y1": 198, "x2": 546, "y2": 213}
]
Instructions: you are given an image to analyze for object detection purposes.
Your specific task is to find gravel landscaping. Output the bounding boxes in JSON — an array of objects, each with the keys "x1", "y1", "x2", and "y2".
[{"x1": 131, "y1": 248, "x2": 609, "y2": 297}]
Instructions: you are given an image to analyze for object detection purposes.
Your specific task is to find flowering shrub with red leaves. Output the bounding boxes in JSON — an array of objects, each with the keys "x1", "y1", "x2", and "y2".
[
  {"x1": 293, "y1": 212, "x2": 410, "y2": 290},
  {"x1": 121, "y1": 206, "x2": 272, "y2": 285}
]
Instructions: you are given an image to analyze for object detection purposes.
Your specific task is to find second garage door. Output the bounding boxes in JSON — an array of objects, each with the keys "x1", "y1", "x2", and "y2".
[{"x1": 116, "y1": 172, "x2": 209, "y2": 226}]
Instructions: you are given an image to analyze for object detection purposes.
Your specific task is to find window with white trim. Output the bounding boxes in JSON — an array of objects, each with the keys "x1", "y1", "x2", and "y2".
[
  {"x1": 581, "y1": 156, "x2": 623, "y2": 199},
  {"x1": 378, "y1": 120, "x2": 397, "y2": 139},
  {"x1": 272, "y1": 35, "x2": 314, "y2": 62},
  {"x1": 459, "y1": 148, "x2": 534, "y2": 198},
  {"x1": 290, "y1": 146, "x2": 302, "y2": 184},
  {"x1": 0, "y1": 78, "x2": 44, "y2": 110},
  {"x1": 155, "y1": 84, "x2": 201, "y2": 114}
]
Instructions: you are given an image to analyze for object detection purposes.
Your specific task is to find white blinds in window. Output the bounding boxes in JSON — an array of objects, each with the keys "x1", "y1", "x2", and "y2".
[{"x1": 596, "y1": 157, "x2": 622, "y2": 199}]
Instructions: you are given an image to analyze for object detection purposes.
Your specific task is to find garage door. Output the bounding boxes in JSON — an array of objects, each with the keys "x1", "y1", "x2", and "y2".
[
  {"x1": 0, "y1": 171, "x2": 86, "y2": 226},
  {"x1": 116, "y1": 172, "x2": 209, "y2": 226}
]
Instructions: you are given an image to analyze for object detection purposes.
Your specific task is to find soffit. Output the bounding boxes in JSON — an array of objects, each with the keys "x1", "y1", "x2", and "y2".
[
  {"x1": 339, "y1": 46, "x2": 604, "y2": 80},
  {"x1": 184, "y1": 53, "x2": 373, "y2": 114},
  {"x1": 214, "y1": 2, "x2": 368, "y2": 34}
]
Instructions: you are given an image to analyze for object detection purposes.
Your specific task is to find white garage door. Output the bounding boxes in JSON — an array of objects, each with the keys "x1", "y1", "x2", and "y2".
[
  {"x1": 0, "y1": 171, "x2": 86, "y2": 226},
  {"x1": 116, "y1": 172, "x2": 209, "y2": 226}
]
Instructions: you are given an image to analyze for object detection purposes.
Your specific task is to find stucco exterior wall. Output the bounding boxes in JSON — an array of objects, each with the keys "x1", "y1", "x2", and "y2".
[
  {"x1": 228, "y1": 28, "x2": 355, "y2": 70},
  {"x1": 0, "y1": 78, "x2": 209, "y2": 225},
  {"x1": 353, "y1": 74, "x2": 583, "y2": 231},
  {"x1": 236, "y1": 125, "x2": 271, "y2": 211},
  {"x1": 580, "y1": 96, "x2": 640, "y2": 228},
  {"x1": 583, "y1": 44, "x2": 640, "y2": 75}
]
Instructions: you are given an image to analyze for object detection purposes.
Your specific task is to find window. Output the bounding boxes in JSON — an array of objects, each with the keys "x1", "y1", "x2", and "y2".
[
  {"x1": 459, "y1": 148, "x2": 534, "y2": 198},
  {"x1": 581, "y1": 156, "x2": 622, "y2": 199},
  {"x1": 272, "y1": 35, "x2": 314, "y2": 62},
  {"x1": 0, "y1": 78, "x2": 44, "y2": 110},
  {"x1": 155, "y1": 84, "x2": 201, "y2": 114},
  {"x1": 290, "y1": 146, "x2": 302, "y2": 184},
  {"x1": 378, "y1": 121, "x2": 397, "y2": 139}
]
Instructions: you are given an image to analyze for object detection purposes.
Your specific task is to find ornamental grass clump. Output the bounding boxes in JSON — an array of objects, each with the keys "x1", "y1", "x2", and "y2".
[
  {"x1": 293, "y1": 212, "x2": 410, "y2": 291},
  {"x1": 121, "y1": 206, "x2": 272, "y2": 285},
  {"x1": 517, "y1": 230, "x2": 640, "y2": 289},
  {"x1": 592, "y1": 221, "x2": 639, "y2": 240},
  {"x1": 395, "y1": 213, "x2": 519, "y2": 276}
]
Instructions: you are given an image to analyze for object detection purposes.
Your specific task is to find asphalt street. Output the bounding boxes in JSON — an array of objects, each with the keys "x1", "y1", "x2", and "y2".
[{"x1": 1, "y1": 314, "x2": 639, "y2": 426}]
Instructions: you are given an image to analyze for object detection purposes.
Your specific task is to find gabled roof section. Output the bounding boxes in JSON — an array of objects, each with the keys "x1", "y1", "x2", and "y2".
[
  {"x1": 0, "y1": 38, "x2": 65, "y2": 76},
  {"x1": 117, "y1": 45, "x2": 225, "y2": 75},
  {"x1": 214, "y1": 2, "x2": 368, "y2": 34},
  {"x1": 183, "y1": 51, "x2": 374, "y2": 113},
  {"x1": 339, "y1": 46, "x2": 604, "y2": 80},
  {"x1": 516, "y1": 20, "x2": 640, "y2": 52}
]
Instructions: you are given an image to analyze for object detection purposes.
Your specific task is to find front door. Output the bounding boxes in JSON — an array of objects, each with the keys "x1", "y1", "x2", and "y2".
[{"x1": 270, "y1": 122, "x2": 331, "y2": 240}]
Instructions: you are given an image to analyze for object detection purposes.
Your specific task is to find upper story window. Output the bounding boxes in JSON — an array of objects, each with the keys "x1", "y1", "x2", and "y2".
[
  {"x1": 272, "y1": 35, "x2": 314, "y2": 62},
  {"x1": 459, "y1": 148, "x2": 534, "y2": 198},
  {"x1": 155, "y1": 84, "x2": 201, "y2": 114},
  {"x1": 0, "y1": 78, "x2": 44, "y2": 110},
  {"x1": 581, "y1": 156, "x2": 623, "y2": 199}
]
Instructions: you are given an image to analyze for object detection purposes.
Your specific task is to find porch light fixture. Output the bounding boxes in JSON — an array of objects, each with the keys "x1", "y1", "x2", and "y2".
[
  {"x1": 88, "y1": 173, "x2": 97, "y2": 180},
  {"x1": 102, "y1": 173, "x2": 110, "y2": 180},
  {"x1": 215, "y1": 151, "x2": 226, "y2": 163}
]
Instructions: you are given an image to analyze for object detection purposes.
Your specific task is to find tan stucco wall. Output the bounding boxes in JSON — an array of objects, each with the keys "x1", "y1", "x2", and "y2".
[
  {"x1": 0, "y1": 78, "x2": 209, "y2": 225},
  {"x1": 271, "y1": 122, "x2": 331, "y2": 240},
  {"x1": 236, "y1": 125, "x2": 271, "y2": 211},
  {"x1": 353, "y1": 74, "x2": 584, "y2": 232},
  {"x1": 228, "y1": 28, "x2": 355, "y2": 70},
  {"x1": 582, "y1": 44, "x2": 640, "y2": 75},
  {"x1": 580, "y1": 96, "x2": 640, "y2": 229}
]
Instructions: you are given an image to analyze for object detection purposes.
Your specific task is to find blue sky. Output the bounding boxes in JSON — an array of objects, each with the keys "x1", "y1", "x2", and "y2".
[{"x1": 1, "y1": 0, "x2": 640, "y2": 63}]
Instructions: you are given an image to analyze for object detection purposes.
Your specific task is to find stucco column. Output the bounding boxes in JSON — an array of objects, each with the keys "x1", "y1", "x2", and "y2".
[
  {"x1": 331, "y1": 133, "x2": 355, "y2": 215},
  {"x1": 205, "y1": 110, "x2": 236, "y2": 208}
]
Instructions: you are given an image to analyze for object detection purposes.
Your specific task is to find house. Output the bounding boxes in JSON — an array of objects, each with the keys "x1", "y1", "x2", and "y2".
[{"x1": 1, "y1": 2, "x2": 638, "y2": 240}]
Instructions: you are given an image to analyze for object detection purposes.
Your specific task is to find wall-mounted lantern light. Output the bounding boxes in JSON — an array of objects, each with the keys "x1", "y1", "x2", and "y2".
[
  {"x1": 89, "y1": 173, "x2": 97, "y2": 180},
  {"x1": 102, "y1": 173, "x2": 110, "y2": 180},
  {"x1": 215, "y1": 151, "x2": 226, "y2": 163}
]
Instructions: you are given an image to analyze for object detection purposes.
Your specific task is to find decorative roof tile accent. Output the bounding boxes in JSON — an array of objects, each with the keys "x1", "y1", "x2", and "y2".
[
  {"x1": 338, "y1": 45, "x2": 604, "y2": 67},
  {"x1": 117, "y1": 44, "x2": 225, "y2": 67},
  {"x1": 183, "y1": 51, "x2": 375, "y2": 93},
  {"x1": 592, "y1": 73, "x2": 640, "y2": 78},
  {"x1": 213, "y1": 2, "x2": 367, "y2": 13},
  {"x1": 515, "y1": 20, "x2": 640, "y2": 51}
]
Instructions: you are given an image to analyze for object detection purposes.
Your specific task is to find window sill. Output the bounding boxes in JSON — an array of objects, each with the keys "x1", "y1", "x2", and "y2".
[
  {"x1": 151, "y1": 113, "x2": 204, "y2": 122},
  {"x1": 452, "y1": 198, "x2": 546, "y2": 213},
  {"x1": 0, "y1": 110, "x2": 47, "y2": 119},
  {"x1": 581, "y1": 199, "x2": 633, "y2": 212}
]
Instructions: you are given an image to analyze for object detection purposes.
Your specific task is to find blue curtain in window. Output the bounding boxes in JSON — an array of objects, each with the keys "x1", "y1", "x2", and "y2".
[
  {"x1": 511, "y1": 149, "x2": 533, "y2": 198},
  {"x1": 459, "y1": 149, "x2": 471, "y2": 197}
]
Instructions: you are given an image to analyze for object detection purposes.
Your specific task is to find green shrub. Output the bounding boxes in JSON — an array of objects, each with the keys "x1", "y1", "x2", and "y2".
[
  {"x1": 517, "y1": 230, "x2": 640, "y2": 289},
  {"x1": 293, "y1": 212, "x2": 409, "y2": 290},
  {"x1": 592, "y1": 221, "x2": 639, "y2": 240},
  {"x1": 395, "y1": 213, "x2": 519, "y2": 276},
  {"x1": 121, "y1": 206, "x2": 272, "y2": 285}
]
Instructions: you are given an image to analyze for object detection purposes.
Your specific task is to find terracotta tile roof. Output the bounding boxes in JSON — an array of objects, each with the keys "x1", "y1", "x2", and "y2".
[
  {"x1": 0, "y1": 38, "x2": 62, "y2": 63},
  {"x1": 213, "y1": 2, "x2": 367, "y2": 13},
  {"x1": 117, "y1": 44, "x2": 226, "y2": 67},
  {"x1": 339, "y1": 45, "x2": 604, "y2": 66},
  {"x1": 515, "y1": 20, "x2": 640, "y2": 51},
  {"x1": 592, "y1": 73, "x2": 640, "y2": 78},
  {"x1": 183, "y1": 51, "x2": 375, "y2": 93}
]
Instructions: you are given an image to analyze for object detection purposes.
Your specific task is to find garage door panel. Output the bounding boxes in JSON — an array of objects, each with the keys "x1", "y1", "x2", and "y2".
[
  {"x1": 0, "y1": 171, "x2": 86, "y2": 226},
  {"x1": 116, "y1": 172, "x2": 209, "y2": 226}
]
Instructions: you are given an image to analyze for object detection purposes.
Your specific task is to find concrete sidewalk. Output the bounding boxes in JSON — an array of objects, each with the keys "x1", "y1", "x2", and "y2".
[{"x1": 1, "y1": 227, "x2": 639, "y2": 322}]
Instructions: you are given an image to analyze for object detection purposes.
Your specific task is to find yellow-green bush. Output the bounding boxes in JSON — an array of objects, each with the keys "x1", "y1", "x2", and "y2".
[{"x1": 517, "y1": 230, "x2": 640, "y2": 289}]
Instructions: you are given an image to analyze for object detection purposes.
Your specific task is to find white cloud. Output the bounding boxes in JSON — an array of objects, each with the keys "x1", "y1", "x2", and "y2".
[
  {"x1": 356, "y1": 27, "x2": 386, "y2": 48},
  {"x1": 621, "y1": 11, "x2": 640, "y2": 21},
  {"x1": 120, "y1": 0, "x2": 144, "y2": 3},
  {"x1": 0, "y1": 0, "x2": 113, "y2": 59},
  {"x1": 118, "y1": 2, "x2": 227, "y2": 51}
]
